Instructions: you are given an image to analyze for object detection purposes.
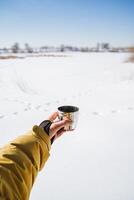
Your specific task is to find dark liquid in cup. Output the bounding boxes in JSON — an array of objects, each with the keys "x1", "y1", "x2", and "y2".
[{"x1": 58, "y1": 105, "x2": 79, "y2": 113}]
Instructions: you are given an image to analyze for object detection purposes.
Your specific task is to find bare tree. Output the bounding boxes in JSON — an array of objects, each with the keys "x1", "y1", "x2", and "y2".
[
  {"x1": 25, "y1": 43, "x2": 33, "y2": 53},
  {"x1": 11, "y1": 43, "x2": 20, "y2": 53}
]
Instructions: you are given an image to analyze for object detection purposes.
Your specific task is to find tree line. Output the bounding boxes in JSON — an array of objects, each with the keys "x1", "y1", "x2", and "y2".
[{"x1": 0, "y1": 42, "x2": 130, "y2": 54}]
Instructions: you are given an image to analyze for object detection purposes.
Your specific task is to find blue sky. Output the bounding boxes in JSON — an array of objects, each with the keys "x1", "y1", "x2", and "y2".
[{"x1": 0, "y1": 0, "x2": 134, "y2": 47}]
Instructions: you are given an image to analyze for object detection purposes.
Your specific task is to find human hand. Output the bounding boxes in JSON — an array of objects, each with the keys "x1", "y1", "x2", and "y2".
[{"x1": 48, "y1": 112, "x2": 71, "y2": 142}]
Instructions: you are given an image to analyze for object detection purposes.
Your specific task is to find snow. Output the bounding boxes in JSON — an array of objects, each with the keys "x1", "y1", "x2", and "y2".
[{"x1": 0, "y1": 52, "x2": 134, "y2": 200}]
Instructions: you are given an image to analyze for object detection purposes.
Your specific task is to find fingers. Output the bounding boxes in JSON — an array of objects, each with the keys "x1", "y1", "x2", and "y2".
[
  {"x1": 50, "y1": 118, "x2": 71, "y2": 138},
  {"x1": 54, "y1": 118, "x2": 71, "y2": 132},
  {"x1": 48, "y1": 112, "x2": 59, "y2": 122}
]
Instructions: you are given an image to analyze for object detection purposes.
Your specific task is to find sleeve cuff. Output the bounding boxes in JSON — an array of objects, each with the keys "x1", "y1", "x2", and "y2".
[{"x1": 32, "y1": 125, "x2": 51, "y2": 151}]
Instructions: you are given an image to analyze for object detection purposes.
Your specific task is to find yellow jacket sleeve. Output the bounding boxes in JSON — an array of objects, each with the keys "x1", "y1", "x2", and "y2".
[{"x1": 0, "y1": 125, "x2": 51, "y2": 200}]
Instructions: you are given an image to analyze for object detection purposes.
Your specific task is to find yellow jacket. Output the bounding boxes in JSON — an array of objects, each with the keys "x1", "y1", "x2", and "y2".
[{"x1": 0, "y1": 125, "x2": 51, "y2": 200}]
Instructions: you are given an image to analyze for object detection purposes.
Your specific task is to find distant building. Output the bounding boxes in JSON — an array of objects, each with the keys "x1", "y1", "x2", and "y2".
[
  {"x1": 101, "y1": 43, "x2": 110, "y2": 50},
  {"x1": 94, "y1": 43, "x2": 110, "y2": 52}
]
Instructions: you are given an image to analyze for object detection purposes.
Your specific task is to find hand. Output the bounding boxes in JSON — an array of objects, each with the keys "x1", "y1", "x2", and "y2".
[{"x1": 48, "y1": 112, "x2": 71, "y2": 142}]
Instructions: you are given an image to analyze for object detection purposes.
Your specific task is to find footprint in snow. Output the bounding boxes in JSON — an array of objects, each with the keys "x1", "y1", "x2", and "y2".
[
  {"x1": 0, "y1": 115, "x2": 4, "y2": 119},
  {"x1": 13, "y1": 112, "x2": 18, "y2": 115},
  {"x1": 24, "y1": 108, "x2": 29, "y2": 111},
  {"x1": 45, "y1": 102, "x2": 51, "y2": 106},
  {"x1": 92, "y1": 111, "x2": 100, "y2": 116},
  {"x1": 14, "y1": 99, "x2": 21, "y2": 103},
  {"x1": 128, "y1": 107, "x2": 133, "y2": 111},
  {"x1": 27, "y1": 105, "x2": 32, "y2": 110},
  {"x1": 55, "y1": 100, "x2": 60, "y2": 104},
  {"x1": 35, "y1": 105, "x2": 42, "y2": 110},
  {"x1": 111, "y1": 110, "x2": 121, "y2": 114},
  {"x1": 111, "y1": 110, "x2": 117, "y2": 114}
]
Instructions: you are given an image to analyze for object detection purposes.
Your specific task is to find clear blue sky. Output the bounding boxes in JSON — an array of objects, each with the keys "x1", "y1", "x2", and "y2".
[{"x1": 0, "y1": 0, "x2": 134, "y2": 47}]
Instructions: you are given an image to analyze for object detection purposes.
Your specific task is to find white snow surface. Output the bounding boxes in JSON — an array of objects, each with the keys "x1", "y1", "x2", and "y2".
[{"x1": 0, "y1": 52, "x2": 134, "y2": 200}]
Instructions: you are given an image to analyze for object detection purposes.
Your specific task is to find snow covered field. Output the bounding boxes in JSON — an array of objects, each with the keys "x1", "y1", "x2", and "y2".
[{"x1": 0, "y1": 52, "x2": 134, "y2": 200}]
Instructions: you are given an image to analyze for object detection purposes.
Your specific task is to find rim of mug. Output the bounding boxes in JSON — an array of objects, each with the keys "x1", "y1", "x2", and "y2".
[{"x1": 58, "y1": 105, "x2": 79, "y2": 113}]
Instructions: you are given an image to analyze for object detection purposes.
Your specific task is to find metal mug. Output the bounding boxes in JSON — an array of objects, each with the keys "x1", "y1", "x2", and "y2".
[{"x1": 58, "y1": 105, "x2": 79, "y2": 131}]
